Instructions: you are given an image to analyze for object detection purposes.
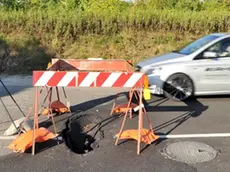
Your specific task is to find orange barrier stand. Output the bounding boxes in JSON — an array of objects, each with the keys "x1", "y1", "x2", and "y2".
[
  {"x1": 114, "y1": 76, "x2": 159, "y2": 154},
  {"x1": 8, "y1": 58, "x2": 159, "y2": 155},
  {"x1": 49, "y1": 58, "x2": 141, "y2": 118}
]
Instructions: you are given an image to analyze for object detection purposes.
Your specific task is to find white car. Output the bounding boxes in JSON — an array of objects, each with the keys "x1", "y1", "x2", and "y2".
[{"x1": 136, "y1": 33, "x2": 230, "y2": 101}]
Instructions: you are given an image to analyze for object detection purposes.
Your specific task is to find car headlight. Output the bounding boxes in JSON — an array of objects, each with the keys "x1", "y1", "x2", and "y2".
[{"x1": 146, "y1": 67, "x2": 162, "y2": 75}]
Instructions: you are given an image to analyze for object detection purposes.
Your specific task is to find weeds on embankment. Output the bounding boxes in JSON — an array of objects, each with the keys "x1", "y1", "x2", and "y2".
[{"x1": 0, "y1": 0, "x2": 230, "y2": 72}]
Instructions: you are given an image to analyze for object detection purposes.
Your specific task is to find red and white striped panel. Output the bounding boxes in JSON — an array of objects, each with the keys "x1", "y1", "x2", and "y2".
[{"x1": 33, "y1": 71, "x2": 145, "y2": 87}]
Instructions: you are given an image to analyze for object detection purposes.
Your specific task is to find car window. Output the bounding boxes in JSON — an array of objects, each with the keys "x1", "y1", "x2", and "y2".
[
  {"x1": 178, "y1": 35, "x2": 220, "y2": 55},
  {"x1": 206, "y1": 38, "x2": 230, "y2": 58}
]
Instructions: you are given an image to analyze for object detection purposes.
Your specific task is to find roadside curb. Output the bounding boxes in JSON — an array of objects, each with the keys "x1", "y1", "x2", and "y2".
[
  {"x1": 0, "y1": 75, "x2": 32, "y2": 87},
  {"x1": 0, "y1": 136, "x2": 17, "y2": 140},
  {"x1": 0, "y1": 96, "x2": 126, "y2": 140}
]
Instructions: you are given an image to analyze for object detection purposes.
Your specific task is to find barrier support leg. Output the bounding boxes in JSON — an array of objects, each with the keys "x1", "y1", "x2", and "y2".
[
  {"x1": 115, "y1": 89, "x2": 134, "y2": 145},
  {"x1": 110, "y1": 93, "x2": 118, "y2": 116},
  {"x1": 134, "y1": 89, "x2": 150, "y2": 131},
  {"x1": 48, "y1": 87, "x2": 58, "y2": 136},
  {"x1": 110, "y1": 88, "x2": 134, "y2": 118},
  {"x1": 128, "y1": 88, "x2": 134, "y2": 119},
  {"x1": 134, "y1": 89, "x2": 147, "y2": 115},
  {"x1": 32, "y1": 87, "x2": 39, "y2": 156},
  {"x1": 62, "y1": 87, "x2": 70, "y2": 109},
  {"x1": 137, "y1": 88, "x2": 143, "y2": 155},
  {"x1": 56, "y1": 87, "x2": 60, "y2": 101},
  {"x1": 17, "y1": 86, "x2": 46, "y2": 136},
  {"x1": 143, "y1": 108, "x2": 153, "y2": 133}
]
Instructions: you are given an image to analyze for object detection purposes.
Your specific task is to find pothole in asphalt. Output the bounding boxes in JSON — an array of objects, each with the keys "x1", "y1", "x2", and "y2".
[
  {"x1": 161, "y1": 141, "x2": 218, "y2": 164},
  {"x1": 61, "y1": 114, "x2": 100, "y2": 155},
  {"x1": 61, "y1": 113, "x2": 119, "y2": 155}
]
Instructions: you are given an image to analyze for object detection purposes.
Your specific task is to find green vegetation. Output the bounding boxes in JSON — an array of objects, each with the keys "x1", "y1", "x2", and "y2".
[{"x1": 1, "y1": 0, "x2": 230, "y2": 73}]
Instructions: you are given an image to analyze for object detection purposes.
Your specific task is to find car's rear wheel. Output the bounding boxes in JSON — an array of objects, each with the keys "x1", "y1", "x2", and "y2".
[{"x1": 163, "y1": 73, "x2": 194, "y2": 101}]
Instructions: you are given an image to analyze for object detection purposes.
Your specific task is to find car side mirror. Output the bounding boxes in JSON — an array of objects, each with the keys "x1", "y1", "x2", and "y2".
[{"x1": 203, "y1": 51, "x2": 218, "y2": 58}]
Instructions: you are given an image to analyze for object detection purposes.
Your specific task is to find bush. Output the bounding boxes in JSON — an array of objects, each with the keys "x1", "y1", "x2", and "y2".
[{"x1": 1, "y1": 0, "x2": 230, "y2": 69}]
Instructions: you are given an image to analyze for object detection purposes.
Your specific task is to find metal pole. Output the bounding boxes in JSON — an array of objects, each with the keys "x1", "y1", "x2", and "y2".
[
  {"x1": 137, "y1": 87, "x2": 143, "y2": 155},
  {"x1": 0, "y1": 96, "x2": 18, "y2": 131},
  {"x1": 158, "y1": 133, "x2": 230, "y2": 139},
  {"x1": 62, "y1": 87, "x2": 70, "y2": 109},
  {"x1": 49, "y1": 88, "x2": 58, "y2": 135},
  {"x1": 0, "y1": 79, "x2": 25, "y2": 117},
  {"x1": 115, "y1": 89, "x2": 134, "y2": 146},
  {"x1": 56, "y1": 87, "x2": 60, "y2": 101},
  {"x1": 32, "y1": 87, "x2": 39, "y2": 155}
]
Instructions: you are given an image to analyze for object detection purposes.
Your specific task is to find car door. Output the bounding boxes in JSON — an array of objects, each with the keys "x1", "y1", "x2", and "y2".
[{"x1": 191, "y1": 38, "x2": 230, "y2": 94}]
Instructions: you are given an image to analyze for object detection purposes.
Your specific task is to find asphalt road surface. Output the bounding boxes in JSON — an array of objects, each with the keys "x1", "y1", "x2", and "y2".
[{"x1": 1, "y1": 75, "x2": 230, "y2": 172}]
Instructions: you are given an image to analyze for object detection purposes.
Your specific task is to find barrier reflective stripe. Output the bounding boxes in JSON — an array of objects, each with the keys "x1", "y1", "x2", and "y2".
[{"x1": 33, "y1": 71, "x2": 145, "y2": 87}]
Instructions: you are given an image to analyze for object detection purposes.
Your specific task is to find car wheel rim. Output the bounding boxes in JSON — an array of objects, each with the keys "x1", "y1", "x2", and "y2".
[{"x1": 165, "y1": 77, "x2": 192, "y2": 100}]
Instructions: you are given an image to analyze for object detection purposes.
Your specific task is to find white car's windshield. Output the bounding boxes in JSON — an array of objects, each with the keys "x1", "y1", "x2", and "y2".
[{"x1": 177, "y1": 35, "x2": 220, "y2": 55}]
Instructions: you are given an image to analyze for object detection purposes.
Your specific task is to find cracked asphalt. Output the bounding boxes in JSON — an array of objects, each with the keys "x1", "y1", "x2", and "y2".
[{"x1": 1, "y1": 75, "x2": 230, "y2": 172}]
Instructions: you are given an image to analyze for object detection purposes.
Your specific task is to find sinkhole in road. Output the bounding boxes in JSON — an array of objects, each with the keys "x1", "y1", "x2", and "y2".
[
  {"x1": 61, "y1": 113, "x2": 99, "y2": 155},
  {"x1": 161, "y1": 141, "x2": 218, "y2": 164},
  {"x1": 61, "y1": 112, "x2": 119, "y2": 155}
]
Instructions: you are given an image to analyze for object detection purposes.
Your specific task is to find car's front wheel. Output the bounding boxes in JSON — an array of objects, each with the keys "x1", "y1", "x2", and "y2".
[{"x1": 163, "y1": 73, "x2": 194, "y2": 101}]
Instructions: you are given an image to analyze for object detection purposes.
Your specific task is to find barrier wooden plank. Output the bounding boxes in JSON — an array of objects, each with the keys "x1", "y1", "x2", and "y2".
[{"x1": 33, "y1": 71, "x2": 145, "y2": 88}]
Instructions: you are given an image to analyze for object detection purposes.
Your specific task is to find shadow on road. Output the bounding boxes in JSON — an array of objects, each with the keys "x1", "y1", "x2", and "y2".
[
  {"x1": 39, "y1": 92, "x2": 127, "y2": 128},
  {"x1": 70, "y1": 92, "x2": 127, "y2": 115},
  {"x1": 0, "y1": 85, "x2": 32, "y2": 98},
  {"x1": 24, "y1": 138, "x2": 65, "y2": 155},
  {"x1": 36, "y1": 92, "x2": 127, "y2": 154},
  {"x1": 139, "y1": 97, "x2": 209, "y2": 153},
  {"x1": 147, "y1": 98, "x2": 208, "y2": 116}
]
